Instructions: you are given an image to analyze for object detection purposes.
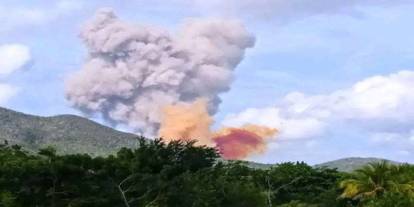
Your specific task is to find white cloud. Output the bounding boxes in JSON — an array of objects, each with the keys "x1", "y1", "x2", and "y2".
[
  {"x1": 0, "y1": 7, "x2": 48, "y2": 29},
  {"x1": 223, "y1": 70, "x2": 414, "y2": 140},
  {"x1": 370, "y1": 132, "x2": 402, "y2": 143},
  {"x1": 0, "y1": 44, "x2": 31, "y2": 75},
  {"x1": 222, "y1": 107, "x2": 326, "y2": 140},
  {"x1": 192, "y1": 0, "x2": 410, "y2": 22},
  {"x1": 0, "y1": 0, "x2": 84, "y2": 32},
  {"x1": 56, "y1": 0, "x2": 84, "y2": 11},
  {"x1": 0, "y1": 43, "x2": 31, "y2": 105},
  {"x1": 0, "y1": 84, "x2": 18, "y2": 104}
]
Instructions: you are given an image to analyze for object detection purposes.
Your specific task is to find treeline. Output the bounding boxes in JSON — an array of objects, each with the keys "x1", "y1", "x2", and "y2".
[{"x1": 0, "y1": 138, "x2": 413, "y2": 207}]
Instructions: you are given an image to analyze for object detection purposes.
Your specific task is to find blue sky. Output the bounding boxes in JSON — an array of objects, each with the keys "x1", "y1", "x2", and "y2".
[{"x1": 1, "y1": 0, "x2": 414, "y2": 164}]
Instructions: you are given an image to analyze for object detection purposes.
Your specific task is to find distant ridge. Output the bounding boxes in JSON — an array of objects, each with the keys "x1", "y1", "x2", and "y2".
[
  {"x1": 242, "y1": 157, "x2": 406, "y2": 172},
  {"x1": 314, "y1": 157, "x2": 403, "y2": 172},
  {"x1": 0, "y1": 107, "x2": 140, "y2": 156}
]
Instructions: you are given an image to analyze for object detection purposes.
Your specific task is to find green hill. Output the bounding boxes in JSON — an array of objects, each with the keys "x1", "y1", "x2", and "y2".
[
  {"x1": 314, "y1": 157, "x2": 402, "y2": 172},
  {"x1": 0, "y1": 107, "x2": 139, "y2": 156},
  {"x1": 242, "y1": 157, "x2": 404, "y2": 172}
]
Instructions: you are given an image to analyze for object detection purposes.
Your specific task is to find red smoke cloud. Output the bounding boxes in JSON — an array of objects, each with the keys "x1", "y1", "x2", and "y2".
[{"x1": 213, "y1": 129, "x2": 265, "y2": 160}]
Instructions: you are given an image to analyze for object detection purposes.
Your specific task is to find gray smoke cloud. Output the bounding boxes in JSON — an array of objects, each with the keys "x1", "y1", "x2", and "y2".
[{"x1": 65, "y1": 8, "x2": 255, "y2": 136}]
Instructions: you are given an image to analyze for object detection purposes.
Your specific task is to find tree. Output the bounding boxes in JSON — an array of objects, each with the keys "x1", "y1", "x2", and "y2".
[
  {"x1": 9, "y1": 138, "x2": 414, "y2": 207},
  {"x1": 339, "y1": 161, "x2": 414, "y2": 204},
  {"x1": 107, "y1": 138, "x2": 221, "y2": 207},
  {"x1": 364, "y1": 192, "x2": 414, "y2": 207},
  {"x1": 261, "y1": 162, "x2": 341, "y2": 205}
]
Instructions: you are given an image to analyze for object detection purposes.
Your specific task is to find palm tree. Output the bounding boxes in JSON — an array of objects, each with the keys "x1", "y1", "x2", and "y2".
[
  {"x1": 339, "y1": 161, "x2": 414, "y2": 202},
  {"x1": 389, "y1": 164, "x2": 414, "y2": 196}
]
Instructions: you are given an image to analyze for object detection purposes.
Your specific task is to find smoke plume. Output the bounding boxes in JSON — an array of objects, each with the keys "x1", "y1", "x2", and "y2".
[
  {"x1": 66, "y1": 9, "x2": 277, "y2": 159},
  {"x1": 159, "y1": 100, "x2": 278, "y2": 159},
  {"x1": 159, "y1": 99, "x2": 213, "y2": 146},
  {"x1": 65, "y1": 8, "x2": 255, "y2": 136},
  {"x1": 213, "y1": 125, "x2": 277, "y2": 159}
]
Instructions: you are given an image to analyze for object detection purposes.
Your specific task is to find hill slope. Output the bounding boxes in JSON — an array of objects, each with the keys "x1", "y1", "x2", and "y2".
[
  {"x1": 0, "y1": 107, "x2": 139, "y2": 156},
  {"x1": 315, "y1": 157, "x2": 402, "y2": 172},
  {"x1": 243, "y1": 157, "x2": 404, "y2": 172}
]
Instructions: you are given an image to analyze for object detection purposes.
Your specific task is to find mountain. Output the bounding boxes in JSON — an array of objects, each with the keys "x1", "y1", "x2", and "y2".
[
  {"x1": 0, "y1": 107, "x2": 406, "y2": 170},
  {"x1": 242, "y1": 157, "x2": 404, "y2": 172},
  {"x1": 0, "y1": 107, "x2": 139, "y2": 156},
  {"x1": 314, "y1": 157, "x2": 402, "y2": 172}
]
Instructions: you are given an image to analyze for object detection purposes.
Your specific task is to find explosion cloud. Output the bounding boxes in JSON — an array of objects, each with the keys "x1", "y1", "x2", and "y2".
[
  {"x1": 65, "y1": 8, "x2": 255, "y2": 136},
  {"x1": 159, "y1": 100, "x2": 278, "y2": 159},
  {"x1": 66, "y1": 8, "x2": 277, "y2": 159}
]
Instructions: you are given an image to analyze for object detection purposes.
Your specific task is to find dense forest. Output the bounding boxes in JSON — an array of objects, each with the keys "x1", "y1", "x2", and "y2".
[{"x1": 1, "y1": 138, "x2": 413, "y2": 207}]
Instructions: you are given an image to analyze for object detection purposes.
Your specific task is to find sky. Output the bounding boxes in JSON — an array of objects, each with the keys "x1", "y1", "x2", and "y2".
[{"x1": 1, "y1": 0, "x2": 414, "y2": 164}]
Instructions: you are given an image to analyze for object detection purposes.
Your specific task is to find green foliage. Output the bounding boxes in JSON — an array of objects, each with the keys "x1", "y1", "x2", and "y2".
[
  {"x1": 259, "y1": 162, "x2": 342, "y2": 206},
  {"x1": 277, "y1": 200, "x2": 318, "y2": 207},
  {"x1": 339, "y1": 162, "x2": 414, "y2": 204},
  {"x1": 0, "y1": 191, "x2": 18, "y2": 207},
  {"x1": 1, "y1": 139, "x2": 414, "y2": 207},
  {"x1": 363, "y1": 192, "x2": 414, "y2": 207},
  {"x1": 0, "y1": 138, "x2": 221, "y2": 206}
]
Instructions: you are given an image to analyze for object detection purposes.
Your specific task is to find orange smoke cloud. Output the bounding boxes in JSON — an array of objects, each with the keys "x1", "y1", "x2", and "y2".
[
  {"x1": 214, "y1": 124, "x2": 277, "y2": 139},
  {"x1": 159, "y1": 99, "x2": 213, "y2": 146},
  {"x1": 159, "y1": 100, "x2": 278, "y2": 159}
]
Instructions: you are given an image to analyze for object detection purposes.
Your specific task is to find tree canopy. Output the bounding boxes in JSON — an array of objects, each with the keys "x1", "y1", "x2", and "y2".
[{"x1": 0, "y1": 138, "x2": 413, "y2": 207}]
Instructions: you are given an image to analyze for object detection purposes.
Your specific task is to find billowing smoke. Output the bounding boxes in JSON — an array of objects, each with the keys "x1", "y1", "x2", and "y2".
[
  {"x1": 159, "y1": 99, "x2": 213, "y2": 146},
  {"x1": 159, "y1": 100, "x2": 278, "y2": 159},
  {"x1": 65, "y1": 8, "x2": 255, "y2": 136},
  {"x1": 66, "y1": 8, "x2": 278, "y2": 159}
]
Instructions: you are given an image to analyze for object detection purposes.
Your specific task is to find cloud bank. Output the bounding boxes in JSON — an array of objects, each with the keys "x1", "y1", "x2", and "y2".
[
  {"x1": 65, "y1": 8, "x2": 255, "y2": 136},
  {"x1": 223, "y1": 70, "x2": 414, "y2": 140}
]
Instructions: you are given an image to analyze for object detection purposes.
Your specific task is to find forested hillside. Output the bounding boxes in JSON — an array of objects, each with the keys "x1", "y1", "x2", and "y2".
[{"x1": 0, "y1": 107, "x2": 138, "y2": 155}]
